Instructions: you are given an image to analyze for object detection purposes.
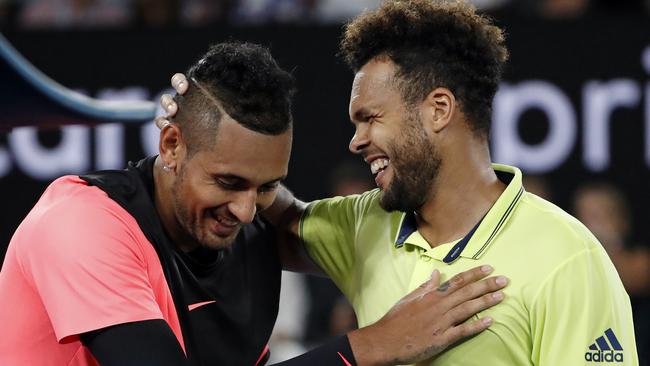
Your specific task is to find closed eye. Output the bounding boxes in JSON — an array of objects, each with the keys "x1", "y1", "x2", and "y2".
[
  {"x1": 258, "y1": 183, "x2": 280, "y2": 194},
  {"x1": 217, "y1": 178, "x2": 242, "y2": 190},
  {"x1": 216, "y1": 177, "x2": 281, "y2": 194}
]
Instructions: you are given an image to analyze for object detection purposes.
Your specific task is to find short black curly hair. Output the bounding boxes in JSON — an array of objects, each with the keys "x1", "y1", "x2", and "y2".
[
  {"x1": 340, "y1": 0, "x2": 508, "y2": 138},
  {"x1": 173, "y1": 42, "x2": 295, "y2": 155}
]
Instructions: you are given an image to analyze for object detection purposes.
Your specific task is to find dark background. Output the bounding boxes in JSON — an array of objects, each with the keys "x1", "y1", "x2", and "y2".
[{"x1": 2, "y1": 16, "x2": 650, "y2": 261}]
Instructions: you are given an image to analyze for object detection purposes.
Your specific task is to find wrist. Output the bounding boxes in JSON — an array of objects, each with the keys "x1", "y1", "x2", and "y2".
[{"x1": 348, "y1": 326, "x2": 390, "y2": 366}]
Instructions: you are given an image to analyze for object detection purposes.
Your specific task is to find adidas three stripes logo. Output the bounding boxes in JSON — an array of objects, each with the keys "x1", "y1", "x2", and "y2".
[{"x1": 585, "y1": 328, "x2": 624, "y2": 363}]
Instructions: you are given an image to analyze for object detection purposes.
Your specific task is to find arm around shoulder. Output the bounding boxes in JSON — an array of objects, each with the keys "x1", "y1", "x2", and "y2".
[{"x1": 262, "y1": 185, "x2": 323, "y2": 273}]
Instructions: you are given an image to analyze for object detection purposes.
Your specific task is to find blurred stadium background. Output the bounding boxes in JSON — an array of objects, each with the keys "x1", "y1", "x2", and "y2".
[{"x1": 0, "y1": 0, "x2": 649, "y2": 364}]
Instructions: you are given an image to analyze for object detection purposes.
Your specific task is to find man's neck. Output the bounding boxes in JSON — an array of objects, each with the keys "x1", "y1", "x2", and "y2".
[
  {"x1": 153, "y1": 156, "x2": 197, "y2": 253},
  {"x1": 414, "y1": 144, "x2": 506, "y2": 248}
]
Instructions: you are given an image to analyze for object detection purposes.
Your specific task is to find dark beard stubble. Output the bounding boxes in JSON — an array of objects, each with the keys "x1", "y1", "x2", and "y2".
[{"x1": 379, "y1": 113, "x2": 441, "y2": 213}]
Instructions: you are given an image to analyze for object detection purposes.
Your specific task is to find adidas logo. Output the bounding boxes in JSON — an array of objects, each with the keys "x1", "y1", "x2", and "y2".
[{"x1": 584, "y1": 328, "x2": 624, "y2": 363}]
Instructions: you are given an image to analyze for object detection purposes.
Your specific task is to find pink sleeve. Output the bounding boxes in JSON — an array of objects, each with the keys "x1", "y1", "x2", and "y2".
[{"x1": 18, "y1": 185, "x2": 164, "y2": 343}]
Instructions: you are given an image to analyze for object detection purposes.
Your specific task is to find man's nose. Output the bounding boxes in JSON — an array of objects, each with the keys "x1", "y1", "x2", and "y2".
[
  {"x1": 228, "y1": 190, "x2": 258, "y2": 224},
  {"x1": 349, "y1": 124, "x2": 370, "y2": 154}
]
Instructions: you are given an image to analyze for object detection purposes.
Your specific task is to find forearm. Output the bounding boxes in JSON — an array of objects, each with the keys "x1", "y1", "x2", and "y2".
[
  {"x1": 271, "y1": 335, "x2": 358, "y2": 366},
  {"x1": 80, "y1": 319, "x2": 189, "y2": 366},
  {"x1": 263, "y1": 186, "x2": 322, "y2": 273}
]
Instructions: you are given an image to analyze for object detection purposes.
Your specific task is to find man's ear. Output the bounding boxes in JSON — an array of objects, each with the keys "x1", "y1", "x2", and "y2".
[
  {"x1": 422, "y1": 87, "x2": 455, "y2": 133},
  {"x1": 159, "y1": 123, "x2": 185, "y2": 172}
]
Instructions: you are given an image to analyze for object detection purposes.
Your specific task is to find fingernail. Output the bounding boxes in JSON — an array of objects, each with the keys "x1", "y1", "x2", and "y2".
[
  {"x1": 492, "y1": 291, "x2": 504, "y2": 300},
  {"x1": 481, "y1": 265, "x2": 493, "y2": 273},
  {"x1": 482, "y1": 317, "x2": 493, "y2": 325},
  {"x1": 496, "y1": 276, "x2": 508, "y2": 286},
  {"x1": 178, "y1": 81, "x2": 185, "y2": 88}
]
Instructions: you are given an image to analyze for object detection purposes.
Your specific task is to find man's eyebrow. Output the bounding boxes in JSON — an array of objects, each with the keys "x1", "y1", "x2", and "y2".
[
  {"x1": 262, "y1": 176, "x2": 286, "y2": 185},
  {"x1": 212, "y1": 173, "x2": 244, "y2": 181},
  {"x1": 212, "y1": 173, "x2": 286, "y2": 185},
  {"x1": 352, "y1": 107, "x2": 372, "y2": 122}
]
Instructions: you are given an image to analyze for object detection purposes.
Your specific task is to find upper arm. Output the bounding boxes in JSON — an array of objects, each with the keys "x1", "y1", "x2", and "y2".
[
  {"x1": 297, "y1": 192, "x2": 377, "y2": 294},
  {"x1": 263, "y1": 186, "x2": 376, "y2": 282},
  {"x1": 530, "y1": 248, "x2": 638, "y2": 365},
  {"x1": 20, "y1": 194, "x2": 163, "y2": 342}
]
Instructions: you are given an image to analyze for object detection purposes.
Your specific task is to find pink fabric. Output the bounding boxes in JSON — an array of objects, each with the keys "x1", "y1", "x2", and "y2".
[{"x1": 0, "y1": 176, "x2": 183, "y2": 365}]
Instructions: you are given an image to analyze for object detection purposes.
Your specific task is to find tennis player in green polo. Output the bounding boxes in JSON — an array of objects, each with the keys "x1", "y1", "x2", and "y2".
[
  {"x1": 289, "y1": 1, "x2": 638, "y2": 365},
  {"x1": 160, "y1": 1, "x2": 638, "y2": 364}
]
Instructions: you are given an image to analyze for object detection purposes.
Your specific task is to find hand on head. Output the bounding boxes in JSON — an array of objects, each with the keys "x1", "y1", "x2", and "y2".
[{"x1": 155, "y1": 73, "x2": 188, "y2": 129}]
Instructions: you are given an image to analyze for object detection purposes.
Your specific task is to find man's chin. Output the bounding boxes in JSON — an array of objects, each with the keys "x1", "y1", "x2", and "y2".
[
  {"x1": 379, "y1": 189, "x2": 400, "y2": 213},
  {"x1": 200, "y1": 230, "x2": 240, "y2": 250},
  {"x1": 379, "y1": 187, "x2": 423, "y2": 213}
]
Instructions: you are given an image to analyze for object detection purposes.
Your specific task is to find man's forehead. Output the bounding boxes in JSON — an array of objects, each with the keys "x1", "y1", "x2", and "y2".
[
  {"x1": 196, "y1": 119, "x2": 291, "y2": 174},
  {"x1": 354, "y1": 62, "x2": 394, "y2": 87},
  {"x1": 195, "y1": 147, "x2": 289, "y2": 184},
  {"x1": 352, "y1": 60, "x2": 397, "y2": 96},
  {"x1": 350, "y1": 60, "x2": 399, "y2": 113}
]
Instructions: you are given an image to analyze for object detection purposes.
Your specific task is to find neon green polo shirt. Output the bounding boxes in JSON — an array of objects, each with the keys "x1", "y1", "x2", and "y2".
[{"x1": 300, "y1": 164, "x2": 638, "y2": 365}]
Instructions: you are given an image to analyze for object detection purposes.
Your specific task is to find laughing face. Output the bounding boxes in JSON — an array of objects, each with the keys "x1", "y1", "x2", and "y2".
[
  {"x1": 170, "y1": 117, "x2": 291, "y2": 251},
  {"x1": 348, "y1": 58, "x2": 441, "y2": 213}
]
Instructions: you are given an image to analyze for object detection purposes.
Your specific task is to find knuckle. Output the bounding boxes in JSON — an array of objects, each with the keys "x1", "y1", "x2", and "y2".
[
  {"x1": 456, "y1": 324, "x2": 470, "y2": 337},
  {"x1": 446, "y1": 307, "x2": 468, "y2": 325},
  {"x1": 436, "y1": 280, "x2": 452, "y2": 293},
  {"x1": 451, "y1": 273, "x2": 465, "y2": 286},
  {"x1": 476, "y1": 278, "x2": 498, "y2": 292},
  {"x1": 452, "y1": 283, "x2": 478, "y2": 299},
  {"x1": 456, "y1": 301, "x2": 476, "y2": 316},
  {"x1": 451, "y1": 267, "x2": 484, "y2": 288},
  {"x1": 431, "y1": 326, "x2": 444, "y2": 337},
  {"x1": 473, "y1": 277, "x2": 494, "y2": 292},
  {"x1": 461, "y1": 324, "x2": 478, "y2": 337},
  {"x1": 451, "y1": 299, "x2": 486, "y2": 322},
  {"x1": 447, "y1": 326, "x2": 464, "y2": 341}
]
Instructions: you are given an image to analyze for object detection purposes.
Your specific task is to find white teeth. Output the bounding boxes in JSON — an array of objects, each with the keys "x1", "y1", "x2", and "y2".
[
  {"x1": 219, "y1": 217, "x2": 237, "y2": 227},
  {"x1": 212, "y1": 211, "x2": 238, "y2": 227},
  {"x1": 370, "y1": 158, "x2": 390, "y2": 175},
  {"x1": 219, "y1": 218, "x2": 235, "y2": 226}
]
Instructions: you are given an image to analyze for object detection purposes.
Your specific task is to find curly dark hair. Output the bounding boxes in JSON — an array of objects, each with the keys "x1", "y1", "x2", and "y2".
[
  {"x1": 173, "y1": 42, "x2": 295, "y2": 154},
  {"x1": 340, "y1": 0, "x2": 508, "y2": 137}
]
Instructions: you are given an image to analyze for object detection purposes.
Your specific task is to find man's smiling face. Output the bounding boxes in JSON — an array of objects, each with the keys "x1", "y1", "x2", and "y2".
[
  {"x1": 171, "y1": 116, "x2": 291, "y2": 251},
  {"x1": 348, "y1": 58, "x2": 441, "y2": 213}
]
